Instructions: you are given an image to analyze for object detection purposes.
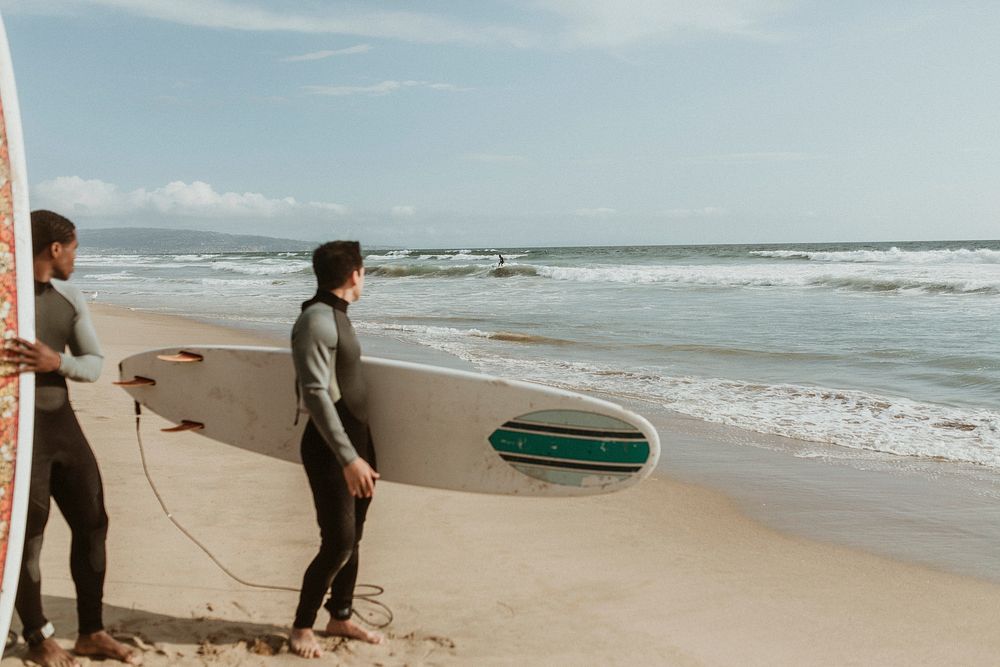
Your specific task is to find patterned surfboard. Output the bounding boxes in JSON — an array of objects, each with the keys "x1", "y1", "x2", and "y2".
[{"x1": 0, "y1": 11, "x2": 35, "y2": 643}]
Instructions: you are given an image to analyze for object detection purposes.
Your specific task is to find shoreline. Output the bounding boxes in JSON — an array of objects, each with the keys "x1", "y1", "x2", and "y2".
[{"x1": 5, "y1": 302, "x2": 1000, "y2": 665}]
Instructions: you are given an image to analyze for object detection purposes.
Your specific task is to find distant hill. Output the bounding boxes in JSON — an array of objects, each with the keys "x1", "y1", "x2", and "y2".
[{"x1": 77, "y1": 227, "x2": 314, "y2": 253}]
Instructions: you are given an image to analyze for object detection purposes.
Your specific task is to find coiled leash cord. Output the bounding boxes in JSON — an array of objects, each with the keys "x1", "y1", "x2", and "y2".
[{"x1": 132, "y1": 402, "x2": 393, "y2": 629}]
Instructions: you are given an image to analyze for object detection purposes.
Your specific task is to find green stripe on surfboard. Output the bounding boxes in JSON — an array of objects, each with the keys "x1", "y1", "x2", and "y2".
[{"x1": 489, "y1": 429, "x2": 650, "y2": 464}]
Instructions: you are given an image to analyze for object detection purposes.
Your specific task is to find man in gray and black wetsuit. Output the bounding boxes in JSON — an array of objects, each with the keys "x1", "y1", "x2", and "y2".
[
  {"x1": 3, "y1": 210, "x2": 141, "y2": 667},
  {"x1": 288, "y1": 240, "x2": 383, "y2": 659}
]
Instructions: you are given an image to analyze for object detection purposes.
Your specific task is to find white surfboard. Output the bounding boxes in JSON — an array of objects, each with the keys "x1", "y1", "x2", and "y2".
[
  {"x1": 0, "y1": 10, "x2": 35, "y2": 644},
  {"x1": 117, "y1": 346, "x2": 660, "y2": 496}
]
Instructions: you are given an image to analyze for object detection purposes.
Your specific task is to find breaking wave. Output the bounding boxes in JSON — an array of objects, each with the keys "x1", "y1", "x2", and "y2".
[
  {"x1": 751, "y1": 247, "x2": 1000, "y2": 264},
  {"x1": 366, "y1": 264, "x2": 539, "y2": 278}
]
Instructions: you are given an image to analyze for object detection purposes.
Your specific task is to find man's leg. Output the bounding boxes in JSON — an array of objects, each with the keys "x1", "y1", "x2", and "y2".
[
  {"x1": 290, "y1": 423, "x2": 357, "y2": 658},
  {"x1": 49, "y1": 436, "x2": 107, "y2": 636},
  {"x1": 17, "y1": 405, "x2": 81, "y2": 667},
  {"x1": 49, "y1": 412, "x2": 140, "y2": 665},
  {"x1": 322, "y1": 492, "x2": 381, "y2": 644},
  {"x1": 323, "y1": 428, "x2": 381, "y2": 644},
  {"x1": 16, "y1": 423, "x2": 54, "y2": 638}
]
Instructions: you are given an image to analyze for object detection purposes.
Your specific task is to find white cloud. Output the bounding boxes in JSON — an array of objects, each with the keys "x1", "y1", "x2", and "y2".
[
  {"x1": 574, "y1": 207, "x2": 617, "y2": 217},
  {"x1": 535, "y1": 0, "x2": 793, "y2": 47},
  {"x1": 693, "y1": 152, "x2": 825, "y2": 164},
  {"x1": 8, "y1": 0, "x2": 793, "y2": 49},
  {"x1": 661, "y1": 206, "x2": 729, "y2": 219},
  {"x1": 281, "y1": 44, "x2": 372, "y2": 62},
  {"x1": 52, "y1": 0, "x2": 532, "y2": 46},
  {"x1": 33, "y1": 176, "x2": 348, "y2": 218},
  {"x1": 304, "y1": 80, "x2": 467, "y2": 97},
  {"x1": 391, "y1": 205, "x2": 416, "y2": 218}
]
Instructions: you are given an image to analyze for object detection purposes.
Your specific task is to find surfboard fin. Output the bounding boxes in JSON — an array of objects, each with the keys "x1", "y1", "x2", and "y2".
[
  {"x1": 114, "y1": 376, "x2": 156, "y2": 387},
  {"x1": 161, "y1": 420, "x2": 205, "y2": 433},
  {"x1": 156, "y1": 351, "x2": 204, "y2": 363}
]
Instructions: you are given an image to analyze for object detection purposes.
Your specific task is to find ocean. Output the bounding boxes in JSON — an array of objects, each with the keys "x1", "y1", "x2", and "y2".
[{"x1": 74, "y1": 240, "x2": 1000, "y2": 475}]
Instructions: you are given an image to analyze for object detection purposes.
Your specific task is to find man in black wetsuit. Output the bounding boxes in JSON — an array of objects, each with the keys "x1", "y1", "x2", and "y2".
[
  {"x1": 288, "y1": 241, "x2": 382, "y2": 658},
  {"x1": 3, "y1": 211, "x2": 141, "y2": 667}
]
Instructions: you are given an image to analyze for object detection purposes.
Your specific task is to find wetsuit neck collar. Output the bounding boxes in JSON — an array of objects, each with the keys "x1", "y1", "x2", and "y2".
[
  {"x1": 34, "y1": 280, "x2": 51, "y2": 296},
  {"x1": 302, "y1": 290, "x2": 349, "y2": 313}
]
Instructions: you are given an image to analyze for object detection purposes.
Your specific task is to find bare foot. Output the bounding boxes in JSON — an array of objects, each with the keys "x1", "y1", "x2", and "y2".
[
  {"x1": 25, "y1": 638, "x2": 80, "y2": 667},
  {"x1": 325, "y1": 618, "x2": 384, "y2": 644},
  {"x1": 74, "y1": 631, "x2": 142, "y2": 665},
  {"x1": 289, "y1": 628, "x2": 323, "y2": 659}
]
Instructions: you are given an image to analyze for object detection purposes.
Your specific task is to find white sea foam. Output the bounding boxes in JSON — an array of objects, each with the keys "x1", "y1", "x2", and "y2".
[
  {"x1": 198, "y1": 278, "x2": 278, "y2": 287},
  {"x1": 533, "y1": 263, "x2": 1000, "y2": 294},
  {"x1": 209, "y1": 259, "x2": 311, "y2": 275},
  {"x1": 356, "y1": 320, "x2": 1000, "y2": 468},
  {"x1": 419, "y1": 252, "x2": 497, "y2": 261},
  {"x1": 366, "y1": 250, "x2": 413, "y2": 260},
  {"x1": 751, "y1": 247, "x2": 1000, "y2": 264},
  {"x1": 76, "y1": 255, "x2": 159, "y2": 267},
  {"x1": 81, "y1": 271, "x2": 136, "y2": 281}
]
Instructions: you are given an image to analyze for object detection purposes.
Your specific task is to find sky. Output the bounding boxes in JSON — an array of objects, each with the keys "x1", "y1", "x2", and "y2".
[{"x1": 1, "y1": 0, "x2": 999, "y2": 247}]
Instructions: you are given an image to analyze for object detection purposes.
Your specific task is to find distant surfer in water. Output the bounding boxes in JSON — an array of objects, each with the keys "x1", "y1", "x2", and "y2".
[
  {"x1": 289, "y1": 241, "x2": 383, "y2": 658},
  {"x1": 497, "y1": 253, "x2": 505, "y2": 268},
  {"x1": 2, "y1": 211, "x2": 141, "y2": 666}
]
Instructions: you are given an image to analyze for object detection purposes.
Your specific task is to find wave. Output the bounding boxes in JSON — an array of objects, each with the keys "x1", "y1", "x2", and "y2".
[
  {"x1": 751, "y1": 247, "x2": 1000, "y2": 264},
  {"x1": 210, "y1": 259, "x2": 311, "y2": 276},
  {"x1": 357, "y1": 321, "x2": 1000, "y2": 468},
  {"x1": 172, "y1": 253, "x2": 221, "y2": 261},
  {"x1": 366, "y1": 250, "x2": 530, "y2": 263},
  {"x1": 365, "y1": 249, "x2": 413, "y2": 260},
  {"x1": 81, "y1": 272, "x2": 134, "y2": 281},
  {"x1": 79, "y1": 253, "x2": 1000, "y2": 295},
  {"x1": 197, "y1": 277, "x2": 285, "y2": 287},
  {"x1": 651, "y1": 378, "x2": 1000, "y2": 467},
  {"x1": 533, "y1": 264, "x2": 1000, "y2": 294},
  {"x1": 367, "y1": 263, "x2": 539, "y2": 278},
  {"x1": 356, "y1": 322, "x2": 579, "y2": 348},
  {"x1": 809, "y1": 275, "x2": 999, "y2": 294}
]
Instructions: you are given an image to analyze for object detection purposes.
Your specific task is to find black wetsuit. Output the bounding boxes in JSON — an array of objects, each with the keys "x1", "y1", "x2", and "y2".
[
  {"x1": 18, "y1": 280, "x2": 107, "y2": 640},
  {"x1": 290, "y1": 291, "x2": 376, "y2": 628}
]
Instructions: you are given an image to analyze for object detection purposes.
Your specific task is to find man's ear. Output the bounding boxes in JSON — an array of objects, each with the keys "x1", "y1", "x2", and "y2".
[{"x1": 47, "y1": 242, "x2": 62, "y2": 259}]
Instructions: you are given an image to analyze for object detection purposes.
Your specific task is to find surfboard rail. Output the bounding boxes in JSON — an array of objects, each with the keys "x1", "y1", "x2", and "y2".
[{"x1": 0, "y1": 9, "x2": 35, "y2": 643}]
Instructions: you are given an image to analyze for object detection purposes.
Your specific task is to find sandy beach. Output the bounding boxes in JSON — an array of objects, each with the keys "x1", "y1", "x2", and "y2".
[{"x1": 4, "y1": 303, "x2": 1000, "y2": 666}]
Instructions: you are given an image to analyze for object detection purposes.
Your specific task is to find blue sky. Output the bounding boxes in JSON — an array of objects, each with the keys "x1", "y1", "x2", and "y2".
[{"x1": 2, "y1": 1, "x2": 998, "y2": 246}]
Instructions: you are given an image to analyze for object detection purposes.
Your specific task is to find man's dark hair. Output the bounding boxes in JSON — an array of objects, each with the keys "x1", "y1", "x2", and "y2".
[
  {"x1": 31, "y1": 209, "x2": 76, "y2": 256},
  {"x1": 312, "y1": 240, "x2": 363, "y2": 289}
]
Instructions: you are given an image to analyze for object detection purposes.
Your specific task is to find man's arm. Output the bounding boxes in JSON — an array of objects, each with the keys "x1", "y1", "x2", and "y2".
[
  {"x1": 59, "y1": 287, "x2": 103, "y2": 382},
  {"x1": 1, "y1": 283, "x2": 103, "y2": 380},
  {"x1": 292, "y1": 312, "x2": 359, "y2": 468}
]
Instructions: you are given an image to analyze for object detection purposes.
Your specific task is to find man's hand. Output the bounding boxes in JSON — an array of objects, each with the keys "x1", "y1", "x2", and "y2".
[
  {"x1": 1, "y1": 338, "x2": 61, "y2": 375},
  {"x1": 342, "y1": 458, "x2": 380, "y2": 498}
]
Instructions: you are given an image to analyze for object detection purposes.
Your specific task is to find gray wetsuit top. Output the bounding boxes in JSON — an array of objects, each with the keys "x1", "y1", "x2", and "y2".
[
  {"x1": 34, "y1": 279, "x2": 103, "y2": 411},
  {"x1": 291, "y1": 291, "x2": 368, "y2": 467}
]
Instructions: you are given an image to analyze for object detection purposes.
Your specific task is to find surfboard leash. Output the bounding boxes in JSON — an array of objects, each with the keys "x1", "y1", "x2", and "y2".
[{"x1": 131, "y1": 401, "x2": 393, "y2": 629}]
